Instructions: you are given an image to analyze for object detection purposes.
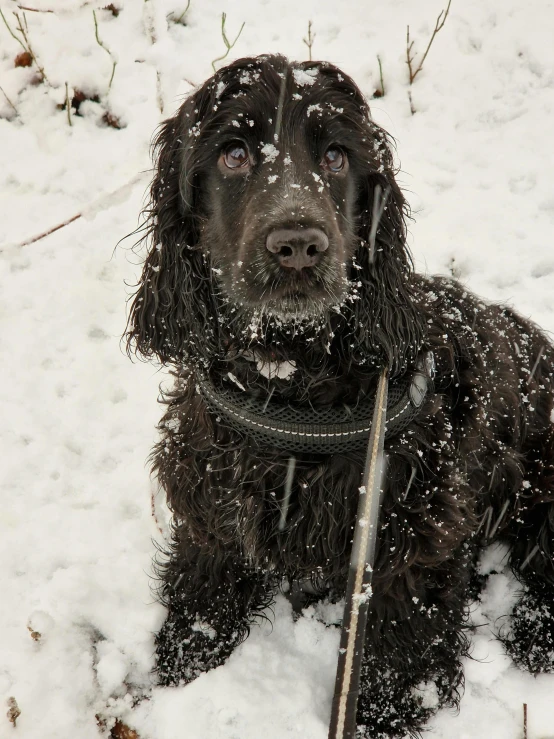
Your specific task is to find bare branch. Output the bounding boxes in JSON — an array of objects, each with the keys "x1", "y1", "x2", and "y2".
[
  {"x1": 0, "y1": 7, "x2": 27, "y2": 51},
  {"x1": 211, "y1": 12, "x2": 245, "y2": 73},
  {"x1": 406, "y1": 25, "x2": 415, "y2": 83},
  {"x1": 4, "y1": 172, "x2": 148, "y2": 250},
  {"x1": 302, "y1": 20, "x2": 315, "y2": 62},
  {"x1": 406, "y1": 0, "x2": 452, "y2": 84},
  {"x1": 15, "y1": 11, "x2": 48, "y2": 81},
  {"x1": 2, "y1": 10, "x2": 49, "y2": 82},
  {"x1": 17, "y1": 213, "x2": 81, "y2": 247},
  {"x1": 15, "y1": 5, "x2": 54, "y2": 12}
]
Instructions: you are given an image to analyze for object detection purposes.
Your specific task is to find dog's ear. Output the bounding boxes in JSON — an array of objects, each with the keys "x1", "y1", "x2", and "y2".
[
  {"x1": 125, "y1": 85, "x2": 221, "y2": 365},
  {"x1": 351, "y1": 127, "x2": 426, "y2": 377}
]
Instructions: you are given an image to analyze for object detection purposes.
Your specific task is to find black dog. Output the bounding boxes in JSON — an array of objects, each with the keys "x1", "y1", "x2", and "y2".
[{"x1": 126, "y1": 55, "x2": 554, "y2": 737}]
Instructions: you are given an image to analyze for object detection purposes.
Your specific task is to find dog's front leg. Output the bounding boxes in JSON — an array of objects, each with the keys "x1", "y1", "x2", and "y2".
[
  {"x1": 155, "y1": 529, "x2": 275, "y2": 686},
  {"x1": 354, "y1": 547, "x2": 474, "y2": 739}
]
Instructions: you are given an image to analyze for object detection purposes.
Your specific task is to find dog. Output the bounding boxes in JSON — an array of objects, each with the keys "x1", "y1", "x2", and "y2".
[{"x1": 126, "y1": 54, "x2": 554, "y2": 737}]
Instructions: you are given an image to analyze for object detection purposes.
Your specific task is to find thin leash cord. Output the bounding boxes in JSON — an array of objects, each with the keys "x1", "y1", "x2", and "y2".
[{"x1": 331, "y1": 366, "x2": 389, "y2": 739}]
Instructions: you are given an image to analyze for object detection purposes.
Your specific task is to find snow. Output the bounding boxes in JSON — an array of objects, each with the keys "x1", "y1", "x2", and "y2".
[
  {"x1": 1, "y1": 0, "x2": 554, "y2": 737},
  {"x1": 292, "y1": 67, "x2": 318, "y2": 87},
  {"x1": 256, "y1": 357, "x2": 297, "y2": 380},
  {"x1": 260, "y1": 142, "x2": 280, "y2": 163}
]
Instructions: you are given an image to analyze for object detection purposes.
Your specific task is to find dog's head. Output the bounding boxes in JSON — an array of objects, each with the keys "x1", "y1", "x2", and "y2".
[{"x1": 126, "y1": 55, "x2": 424, "y2": 376}]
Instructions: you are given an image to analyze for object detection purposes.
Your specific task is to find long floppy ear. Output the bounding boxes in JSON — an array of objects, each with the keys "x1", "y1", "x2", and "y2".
[
  {"x1": 125, "y1": 85, "x2": 221, "y2": 365},
  {"x1": 351, "y1": 126, "x2": 426, "y2": 377}
]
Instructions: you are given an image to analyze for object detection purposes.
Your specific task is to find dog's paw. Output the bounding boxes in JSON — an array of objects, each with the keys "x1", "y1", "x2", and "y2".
[
  {"x1": 503, "y1": 586, "x2": 554, "y2": 674},
  {"x1": 155, "y1": 612, "x2": 244, "y2": 686},
  {"x1": 356, "y1": 684, "x2": 432, "y2": 739},
  {"x1": 356, "y1": 671, "x2": 439, "y2": 738},
  {"x1": 356, "y1": 648, "x2": 463, "y2": 738}
]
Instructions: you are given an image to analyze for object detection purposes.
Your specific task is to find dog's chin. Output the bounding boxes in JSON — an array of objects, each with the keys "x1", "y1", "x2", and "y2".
[
  {"x1": 244, "y1": 283, "x2": 348, "y2": 323},
  {"x1": 259, "y1": 294, "x2": 329, "y2": 322},
  {"x1": 227, "y1": 271, "x2": 350, "y2": 322}
]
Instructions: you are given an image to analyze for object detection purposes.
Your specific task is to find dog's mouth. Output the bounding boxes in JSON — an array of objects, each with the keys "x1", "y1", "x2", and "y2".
[
  {"x1": 272, "y1": 267, "x2": 324, "y2": 296},
  {"x1": 248, "y1": 267, "x2": 350, "y2": 320}
]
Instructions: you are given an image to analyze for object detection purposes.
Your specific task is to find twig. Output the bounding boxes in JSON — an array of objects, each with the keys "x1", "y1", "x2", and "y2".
[
  {"x1": 302, "y1": 20, "x2": 315, "y2": 62},
  {"x1": 211, "y1": 12, "x2": 245, "y2": 73},
  {"x1": 65, "y1": 81, "x2": 72, "y2": 126},
  {"x1": 93, "y1": 9, "x2": 117, "y2": 91},
  {"x1": 16, "y1": 4, "x2": 54, "y2": 12},
  {"x1": 0, "y1": 84, "x2": 18, "y2": 116},
  {"x1": 14, "y1": 11, "x2": 48, "y2": 82},
  {"x1": 406, "y1": 0, "x2": 452, "y2": 84},
  {"x1": 4, "y1": 171, "x2": 148, "y2": 250},
  {"x1": 16, "y1": 213, "x2": 81, "y2": 247},
  {"x1": 407, "y1": 89, "x2": 416, "y2": 115},
  {"x1": 0, "y1": 9, "x2": 49, "y2": 82},
  {"x1": 142, "y1": 0, "x2": 156, "y2": 44},
  {"x1": 376, "y1": 54, "x2": 385, "y2": 96},
  {"x1": 169, "y1": 0, "x2": 190, "y2": 25},
  {"x1": 0, "y1": 7, "x2": 27, "y2": 50},
  {"x1": 142, "y1": 0, "x2": 164, "y2": 113},
  {"x1": 523, "y1": 703, "x2": 527, "y2": 739}
]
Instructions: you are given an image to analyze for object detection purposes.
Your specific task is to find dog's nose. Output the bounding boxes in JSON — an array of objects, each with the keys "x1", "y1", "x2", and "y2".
[{"x1": 266, "y1": 228, "x2": 329, "y2": 271}]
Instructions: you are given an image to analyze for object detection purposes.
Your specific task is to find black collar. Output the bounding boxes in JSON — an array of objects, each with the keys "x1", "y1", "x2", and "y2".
[{"x1": 196, "y1": 352, "x2": 434, "y2": 455}]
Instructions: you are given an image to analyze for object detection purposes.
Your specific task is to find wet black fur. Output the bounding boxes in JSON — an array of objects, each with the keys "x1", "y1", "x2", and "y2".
[{"x1": 126, "y1": 55, "x2": 554, "y2": 737}]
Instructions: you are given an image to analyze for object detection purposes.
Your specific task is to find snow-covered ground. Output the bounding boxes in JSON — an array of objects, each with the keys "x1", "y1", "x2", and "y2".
[{"x1": 1, "y1": 0, "x2": 554, "y2": 736}]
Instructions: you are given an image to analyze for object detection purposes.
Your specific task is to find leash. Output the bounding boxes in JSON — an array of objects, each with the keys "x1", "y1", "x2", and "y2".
[{"x1": 328, "y1": 366, "x2": 389, "y2": 739}]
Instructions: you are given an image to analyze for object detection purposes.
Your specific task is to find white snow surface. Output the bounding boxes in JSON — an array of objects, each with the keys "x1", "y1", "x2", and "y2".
[{"x1": 1, "y1": 0, "x2": 554, "y2": 737}]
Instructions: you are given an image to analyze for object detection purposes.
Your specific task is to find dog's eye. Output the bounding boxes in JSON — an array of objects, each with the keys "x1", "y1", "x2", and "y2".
[
  {"x1": 322, "y1": 147, "x2": 346, "y2": 173},
  {"x1": 222, "y1": 143, "x2": 250, "y2": 170}
]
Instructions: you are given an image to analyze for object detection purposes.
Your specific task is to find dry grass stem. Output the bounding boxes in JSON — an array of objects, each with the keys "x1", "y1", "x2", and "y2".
[
  {"x1": 0, "y1": 9, "x2": 49, "y2": 82},
  {"x1": 169, "y1": 0, "x2": 191, "y2": 25},
  {"x1": 376, "y1": 54, "x2": 385, "y2": 97},
  {"x1": 65, "y1": 81, "x2": 72, "y2": 126},
  {"x1": 211, "y1": 12, "x2": 245, "y2": 73},
  {"x1": 0, "y1": 84, "x2": 18, "y2": 116},
  {"x1": 93, "y1": 9, "x2": 117, "y2": 91}
]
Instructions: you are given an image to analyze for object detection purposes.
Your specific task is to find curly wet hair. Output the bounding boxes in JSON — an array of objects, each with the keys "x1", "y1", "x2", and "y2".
[{"x1": 126, "y1": 54, "x2": 554, "y2": 737}]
